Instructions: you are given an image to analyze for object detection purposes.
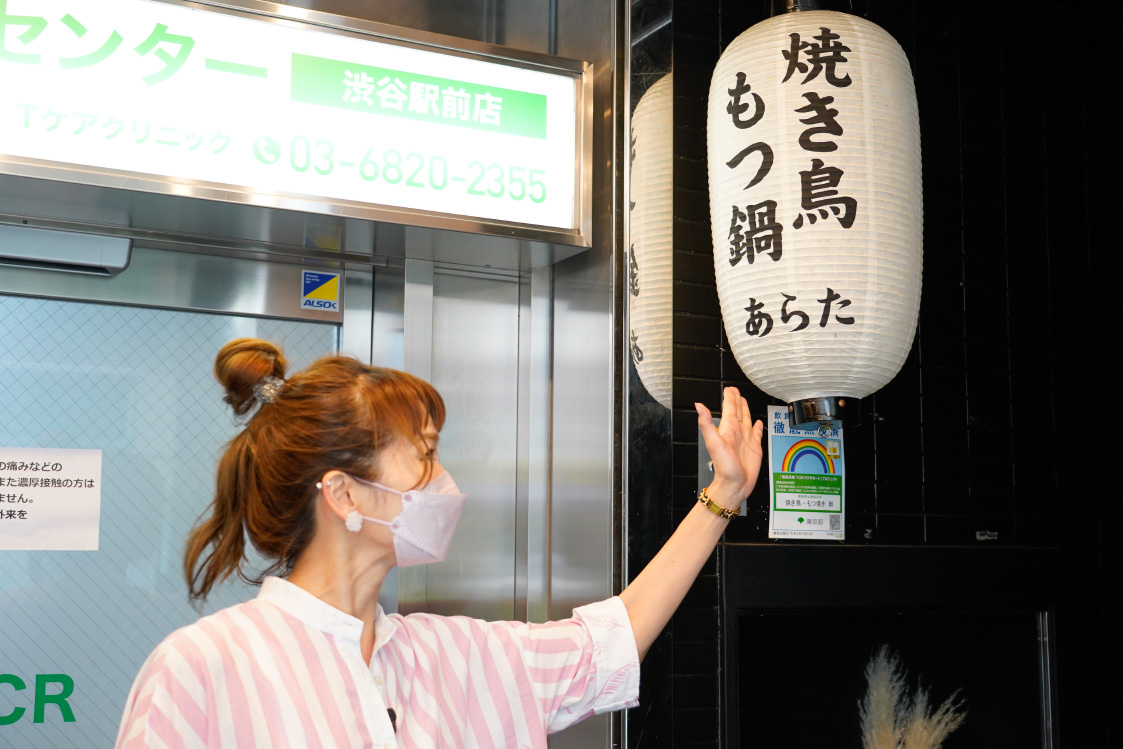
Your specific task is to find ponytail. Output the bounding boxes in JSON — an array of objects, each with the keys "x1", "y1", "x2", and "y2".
[{"x1": 184, "y1": 434, "x2": 252, "y2": 602}]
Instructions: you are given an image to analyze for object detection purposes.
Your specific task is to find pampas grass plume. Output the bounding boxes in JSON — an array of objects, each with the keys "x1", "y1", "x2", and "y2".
[
  {"x1": 861, "y1": 646, "x2": 906, "y2": 749},
  {"x1": 860, "y1": 645, "x2": 967, "y2": 749}
]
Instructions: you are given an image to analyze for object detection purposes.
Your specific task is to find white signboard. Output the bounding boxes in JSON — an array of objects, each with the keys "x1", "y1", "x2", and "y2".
[
  {"x1": 766, "y1": 406, "x2": 844, "y2": 540},
  {"x1": 0, "y1": 0, "x2": 580, "y2": 230},
  {"x1": 0, "y1": 447, "x2": 101, "y2": 550}
]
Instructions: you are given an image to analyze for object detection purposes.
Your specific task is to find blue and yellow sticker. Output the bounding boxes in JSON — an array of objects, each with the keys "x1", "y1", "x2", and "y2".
[{"x1": 301, "y1": 270, "x2": 340, "y2": 310}]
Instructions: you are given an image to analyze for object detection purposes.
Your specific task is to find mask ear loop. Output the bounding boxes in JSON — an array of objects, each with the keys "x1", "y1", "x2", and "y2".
[
  {"x1": 316, "y1": 478, "x2": 364, "y2": 533},
  {"x1": 317, "y1": 478, "x2": 390, "y2": 534}
]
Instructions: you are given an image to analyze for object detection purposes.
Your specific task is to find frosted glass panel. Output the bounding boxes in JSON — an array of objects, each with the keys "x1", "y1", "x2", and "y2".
[{"x1": 0, "y1": 295, "x2": 338, "y2": 747}]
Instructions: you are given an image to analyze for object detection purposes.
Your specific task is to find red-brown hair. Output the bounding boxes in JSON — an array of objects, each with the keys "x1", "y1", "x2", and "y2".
[{"x1": 184, "y1": 338, "x2": 445, "y2": 603}]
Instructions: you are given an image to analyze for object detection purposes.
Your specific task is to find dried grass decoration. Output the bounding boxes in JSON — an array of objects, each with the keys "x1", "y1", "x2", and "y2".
[{"x1": 860, "y1": 645, "x2": 967, "y2": 749}]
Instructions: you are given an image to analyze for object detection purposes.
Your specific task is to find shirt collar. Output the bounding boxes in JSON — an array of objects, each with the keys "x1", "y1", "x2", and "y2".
[{"x1": 257, "y1": 576, "x2": 398, "y2": 649}]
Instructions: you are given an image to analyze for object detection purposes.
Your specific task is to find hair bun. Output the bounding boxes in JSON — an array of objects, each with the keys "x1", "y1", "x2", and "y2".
[{"x1": 215, "y1": 338, "x2": 288, "y2": 416}]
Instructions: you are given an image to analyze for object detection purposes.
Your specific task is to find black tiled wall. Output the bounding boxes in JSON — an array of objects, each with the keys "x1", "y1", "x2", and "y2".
[{"x1": 636, "y1": 1, "x2": 1113, "y2": 746}]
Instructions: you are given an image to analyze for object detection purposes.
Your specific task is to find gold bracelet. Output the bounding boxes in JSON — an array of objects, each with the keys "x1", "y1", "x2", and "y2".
[{"x1": 698, "y1": 487, "x2": 740, "y2": 519}]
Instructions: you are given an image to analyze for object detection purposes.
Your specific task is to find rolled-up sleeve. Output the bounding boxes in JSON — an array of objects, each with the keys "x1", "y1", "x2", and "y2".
[
  {"x1": 518, "y1": 595, "x2": 639, "y2": 734},
  {"x1": 389, "y1": 597, "x2": 641, "y2": 743},
  {"x1": 571, "y1": 596, "x2": 641, "y2": 714}
]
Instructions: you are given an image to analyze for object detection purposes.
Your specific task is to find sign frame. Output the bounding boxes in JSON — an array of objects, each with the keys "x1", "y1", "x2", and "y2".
[{"x1": 0, "y1": 0, "x2": 595, "y2": 248}]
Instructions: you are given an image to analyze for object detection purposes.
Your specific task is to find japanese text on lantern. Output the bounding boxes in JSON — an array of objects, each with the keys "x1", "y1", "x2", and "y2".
[
  {"x1": 783, "y1": 26, "x2": 856, "y2": 230},
  {"x1": 725, "y1": 72, "x2": 781, "y2": 268},
  {"x1": 736, "y1": 26, "x2": 860, "y2": 340},
  {"x1": 744, "y1": 287, "x2": 854, "y2": 337},
  {"x1": 628, "y1": 124, "x2": 643, "y2": 363}
]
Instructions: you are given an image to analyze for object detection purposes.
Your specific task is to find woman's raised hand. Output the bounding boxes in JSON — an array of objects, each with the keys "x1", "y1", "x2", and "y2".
[
  {"x1": 620, "y1": 386, "x2": 766, "y2": 660},
  {"x1": 695, "y1": 387, "x2": 765, "y2": 508}
]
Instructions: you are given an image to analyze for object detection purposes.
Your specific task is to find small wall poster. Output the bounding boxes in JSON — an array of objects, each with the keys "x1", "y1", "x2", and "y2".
[
  {"x1": 0, "y1": 448, "x2": 102, "y2": 550},
  {"x1": 767, "y1": 406, "x2": 844, "y2": 540}
]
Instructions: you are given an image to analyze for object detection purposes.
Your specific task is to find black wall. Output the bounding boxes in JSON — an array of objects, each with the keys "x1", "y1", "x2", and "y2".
[{"x1": 627, "y1": 1, "x2": 1114, "y2": 746}]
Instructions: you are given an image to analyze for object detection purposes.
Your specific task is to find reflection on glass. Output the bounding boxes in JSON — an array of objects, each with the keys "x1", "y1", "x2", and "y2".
[
  {"x1": 626, "y1": 5, "x2": 674, "y2": 746},
  {"x1": 627, "y1": 73, "x2": 673, "y2": 409}
]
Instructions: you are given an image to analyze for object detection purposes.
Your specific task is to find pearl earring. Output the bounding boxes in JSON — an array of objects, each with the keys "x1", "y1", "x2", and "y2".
[{"x1": 345, "y1": 511, "x2": 363, "y2": 533}]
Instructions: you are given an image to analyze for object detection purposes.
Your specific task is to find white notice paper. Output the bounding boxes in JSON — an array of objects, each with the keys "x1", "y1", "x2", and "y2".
[{"x1": 0, "y1": 448, "x2": 102, "y2": 550}]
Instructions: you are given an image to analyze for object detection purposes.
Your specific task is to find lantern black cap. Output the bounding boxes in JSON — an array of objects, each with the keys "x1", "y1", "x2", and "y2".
[
  {"x1": 787, "y1": 396, "x2": 862, "y2": 430},
  {"x1": 771, "y1": 0, "x2": 859, "y2": 15}
]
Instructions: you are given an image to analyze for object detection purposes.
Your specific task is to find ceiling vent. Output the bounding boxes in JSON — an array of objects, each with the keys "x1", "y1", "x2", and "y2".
[{"x1": 0, "y1": 224, "x2": 132, "y2": 276}]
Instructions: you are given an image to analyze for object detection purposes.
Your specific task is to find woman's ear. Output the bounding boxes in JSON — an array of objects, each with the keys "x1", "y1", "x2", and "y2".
[{"x1": 318, "y1": 471, "x2": 360, "y2": 522}]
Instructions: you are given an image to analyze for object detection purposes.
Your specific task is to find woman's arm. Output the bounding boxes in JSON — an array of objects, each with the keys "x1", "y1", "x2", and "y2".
[{"x1": 618, "y1": 386, "x2": 764, "y2": 661}]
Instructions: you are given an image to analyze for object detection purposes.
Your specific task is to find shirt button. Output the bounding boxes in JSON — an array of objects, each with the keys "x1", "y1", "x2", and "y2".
[{"x1": 374, "y1": 674, "x2": 383, "y2": 685}]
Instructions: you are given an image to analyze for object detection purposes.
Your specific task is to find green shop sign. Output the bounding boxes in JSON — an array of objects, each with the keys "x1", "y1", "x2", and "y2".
[{"x1": 291, "y1": 54, "x2": 548, "y2": 139}]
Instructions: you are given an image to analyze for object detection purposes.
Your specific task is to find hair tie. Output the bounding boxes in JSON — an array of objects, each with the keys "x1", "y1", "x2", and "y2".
[{"x1": 252, "y1": 376, "x2": 285, "y2": 404}]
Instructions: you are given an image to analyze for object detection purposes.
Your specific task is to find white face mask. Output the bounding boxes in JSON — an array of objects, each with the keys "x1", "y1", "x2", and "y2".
[{"x1": 343, "y1": 471, "x2": 467, "y2": 568}]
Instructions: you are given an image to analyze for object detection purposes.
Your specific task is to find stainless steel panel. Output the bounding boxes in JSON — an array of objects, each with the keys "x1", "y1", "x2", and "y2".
[
  {"x1": 188, "y1": 0, "x2": 584, "y2": 72},
  {"x1": 550, "y1": 259, "x2": 615, "y2": 614},
  {"x1": 1037, "y1": 611, "x2": 1057, "y2": 748},
  {"x1": 549, "y1": 254, "x2": 617, "y2": 749},
  {"x1": 397, "y1": 259, "x2": 435, "y2": 613},
  {"x1": 372, "y1": 265, "x2": 406, "y2": 369},
  {"x1": 340, "y1": 269, "x2": 374, "y2": 362},
  {"x1": 423, "y1": 268, "x2": 521, "y2": 620},
  {"x1": 0, "y1": 176, "x2": 378, "y2": 266},
  {"x1": 402, "y1": 259, "x2": 435, "y2": 379},
  {"x1": 525, "y1": 265, "x2": 554, "y2": 624},
  {"x1": 515, "y1": 265, "x2": 554, "y2": 623},
  {"x1": 549, "y1": 0, "x2": 626, "y2": 743},
  {"x1": 278, "y1": 0, "x2": 550, "y2": 53},
  {"x1": 515, "y1": 272, "x2": 534, "y2": 621},
  {"x1": 0, "y1": 245, "x2": 340, "y2": 323},
  {"x1": 396, "y1": 225, "x2": 587, "y2": 272}
]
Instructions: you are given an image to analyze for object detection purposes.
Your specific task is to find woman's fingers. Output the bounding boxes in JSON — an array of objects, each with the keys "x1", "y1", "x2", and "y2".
[
  {"x1": 695, "y1": 401, "x2": 720, "y2": 449},
  {"x1": 716, "y1": 387, "x2": 740, "y2": 438},
  {"x1": 694, "y1": 388, "x2": 765, "y2": 504},
  {"x1": 695, "y1": 399, "x2": 732, "y2": 467},
  {"x1": 698, "y1": 387, "x2": 763, "y2": 455}
]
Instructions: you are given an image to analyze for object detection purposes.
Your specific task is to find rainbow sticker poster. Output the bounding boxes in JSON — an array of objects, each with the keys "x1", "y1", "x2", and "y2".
[
  {"x1": 301, "y1": 270, "x2": 340, "y2": 310},
  {"x1": 766, "y1": 405, "x2": 845, "y2": 540}
]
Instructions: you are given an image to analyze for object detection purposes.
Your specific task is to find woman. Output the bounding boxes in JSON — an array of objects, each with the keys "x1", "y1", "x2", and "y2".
[{"x1": 116, "y1": 338, "x2": 763, "y2": 748}]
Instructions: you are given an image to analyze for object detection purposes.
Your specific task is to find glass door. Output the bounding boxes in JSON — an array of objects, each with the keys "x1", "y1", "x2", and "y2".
[{"x1": 1, "y1": 262, "x2": 340, "y2": 745}]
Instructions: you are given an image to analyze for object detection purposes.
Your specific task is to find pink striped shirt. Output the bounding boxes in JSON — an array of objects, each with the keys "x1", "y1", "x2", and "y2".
[{"x1": 115, "y1": 577, "x2": 640, "y2": 748}]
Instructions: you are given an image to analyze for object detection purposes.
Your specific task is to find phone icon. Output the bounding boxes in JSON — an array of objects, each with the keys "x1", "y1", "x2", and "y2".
[{"x1": 253, "y1": 136, "x2": 281, "y2": 165}]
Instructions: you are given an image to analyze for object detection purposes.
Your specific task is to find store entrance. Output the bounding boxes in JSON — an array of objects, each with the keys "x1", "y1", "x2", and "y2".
[{"x1": 0, "y1": 253, "x2": 340, "y2": 744}]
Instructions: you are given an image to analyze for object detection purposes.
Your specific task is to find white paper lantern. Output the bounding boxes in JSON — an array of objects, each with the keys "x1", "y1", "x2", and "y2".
[
  {"x1": 707, "y1": 10, "x2": 922, "y2": 426},
  {"x1": 628, "y1": 74, "x2": 674, "y2": 408}
]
